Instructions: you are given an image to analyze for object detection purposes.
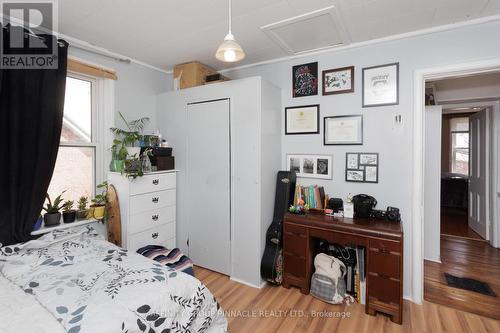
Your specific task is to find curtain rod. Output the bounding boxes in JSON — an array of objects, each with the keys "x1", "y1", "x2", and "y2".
[{"x1": 69, "y1": 43, "x2": 131, "y2": 64}]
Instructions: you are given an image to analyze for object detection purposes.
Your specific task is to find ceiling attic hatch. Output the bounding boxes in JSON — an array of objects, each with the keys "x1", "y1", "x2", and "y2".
[{"x1": 261, "y1": 6, "x2": 350, "y2": 55}]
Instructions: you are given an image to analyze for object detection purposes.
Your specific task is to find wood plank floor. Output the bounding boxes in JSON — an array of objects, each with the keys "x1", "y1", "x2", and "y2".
[
  {"x1": 440, "y1": 208, "x2": 483, "y2": 240},
  {"x1": 196, "y1": 266, "x2": 500, "y2": 332},
  {"x1": 424, "y1": 235, "x2": 500, "y2": 320}
]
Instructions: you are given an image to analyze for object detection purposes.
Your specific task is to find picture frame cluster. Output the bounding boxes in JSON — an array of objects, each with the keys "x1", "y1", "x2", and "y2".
[{"x1": 285, "y1": 61, "x2": 399, "y2": 183}]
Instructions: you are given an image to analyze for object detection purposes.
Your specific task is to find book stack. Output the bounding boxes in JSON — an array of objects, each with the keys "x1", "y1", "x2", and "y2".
[{"x1": 293, "y1": 184, "x2": 327, "y2": 209}]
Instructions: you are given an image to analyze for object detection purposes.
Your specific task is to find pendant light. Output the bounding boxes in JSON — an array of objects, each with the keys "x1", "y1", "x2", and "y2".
[{"x1": 215, "y1": 0, "x2": 245, "y2": 62}]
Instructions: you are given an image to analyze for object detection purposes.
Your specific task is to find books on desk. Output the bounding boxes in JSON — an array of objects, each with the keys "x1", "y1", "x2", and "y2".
[{"x1": 294, "y1": 184, "x2": 327, "y2": 209}]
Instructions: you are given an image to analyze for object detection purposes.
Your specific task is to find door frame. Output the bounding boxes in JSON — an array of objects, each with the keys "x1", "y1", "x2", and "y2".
[{"x1": 412, "y1": 58, "x2": 500, "y2": 304}]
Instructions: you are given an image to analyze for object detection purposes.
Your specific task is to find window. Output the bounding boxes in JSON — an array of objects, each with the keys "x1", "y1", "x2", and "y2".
[
  {"x1": 450, "y1": 117, "x2": 469, "y2": 176},
  {"x1": 47, "y1": 75, "x2": 98, "y2": 204}
]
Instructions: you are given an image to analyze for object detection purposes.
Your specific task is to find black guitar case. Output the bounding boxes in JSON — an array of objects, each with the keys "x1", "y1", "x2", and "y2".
[{"x1": 260, "y1": 171, "x2": 296, "y2": 285}]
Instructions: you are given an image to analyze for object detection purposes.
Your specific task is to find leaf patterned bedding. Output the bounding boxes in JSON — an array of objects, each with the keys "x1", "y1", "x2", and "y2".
[{"x1": 0, "y1": 226, "x2": 227, "y2": 333}]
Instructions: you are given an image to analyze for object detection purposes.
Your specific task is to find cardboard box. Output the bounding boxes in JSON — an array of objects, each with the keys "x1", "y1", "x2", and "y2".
[{"x1": 173, "y1": 61, "x2": 218, "y2": 89}]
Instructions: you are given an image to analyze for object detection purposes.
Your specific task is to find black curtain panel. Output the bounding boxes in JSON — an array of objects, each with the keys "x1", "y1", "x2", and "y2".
[{"x1": 0, "y1": 25, "x2": 68, "y2": 246}]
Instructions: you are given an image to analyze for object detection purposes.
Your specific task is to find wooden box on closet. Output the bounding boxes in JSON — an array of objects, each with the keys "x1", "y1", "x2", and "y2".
[{"x1": 108, "y1": 170, "x2": 177, "y2": 252}]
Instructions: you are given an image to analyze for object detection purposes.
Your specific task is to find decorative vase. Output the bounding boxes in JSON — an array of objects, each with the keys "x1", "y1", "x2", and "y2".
[
  {"x1": 44, "y1": 212, "x2": 61, "y2": 227},
  {"x1": 110, "y1": 159, "x2": 125, "y2": 172}
]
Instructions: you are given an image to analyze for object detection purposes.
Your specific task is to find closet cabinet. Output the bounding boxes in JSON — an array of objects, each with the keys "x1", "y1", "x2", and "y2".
[
  {"x1": 108, "y1": 171, "x2": 177, "y2": 252},
  {"x1": 157, "y1": 77, "x2": 281, "y2": 287}
]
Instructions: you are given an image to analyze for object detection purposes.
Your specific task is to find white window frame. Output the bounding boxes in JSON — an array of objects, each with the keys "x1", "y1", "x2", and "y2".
[
  {"x1": 450, "y1": 130, "x2": 470, "y2": 175},
  {"x1": 61, "y1": 71, "x2": 114, "y2": 197}
]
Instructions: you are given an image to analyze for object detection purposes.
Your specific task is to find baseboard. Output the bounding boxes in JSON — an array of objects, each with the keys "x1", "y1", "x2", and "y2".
[{"x1": 230, "y1": 276, "x2": 264, "y2": 289}]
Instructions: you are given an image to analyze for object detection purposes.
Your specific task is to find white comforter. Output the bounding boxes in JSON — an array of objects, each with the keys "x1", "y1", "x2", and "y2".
[{"x1": 0, "y1": 226, "x2": 227, "y2": 333}]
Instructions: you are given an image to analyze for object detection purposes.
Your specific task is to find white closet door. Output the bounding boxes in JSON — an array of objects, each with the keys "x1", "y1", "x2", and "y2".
[{"x1": 187, "y1": 99, "x2": 231, "y2": 275}]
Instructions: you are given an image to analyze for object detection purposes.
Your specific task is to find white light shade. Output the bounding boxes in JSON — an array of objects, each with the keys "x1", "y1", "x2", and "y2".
[{"x1": 215, "y1": 33, "x2": 245, "y2": 62}]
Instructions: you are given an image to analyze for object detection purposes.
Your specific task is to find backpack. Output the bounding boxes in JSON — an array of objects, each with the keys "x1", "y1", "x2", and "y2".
[{"x1": 310, "y1": 253, "x2": 348, "y2": 304}]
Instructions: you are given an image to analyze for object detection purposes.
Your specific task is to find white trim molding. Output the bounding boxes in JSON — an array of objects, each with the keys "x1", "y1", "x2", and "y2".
[{"x1": 412, "y1": 57, "x2": 500, "y2": 305}]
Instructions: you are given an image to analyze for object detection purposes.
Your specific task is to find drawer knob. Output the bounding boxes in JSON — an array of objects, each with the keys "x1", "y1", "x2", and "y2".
[
  {"x1": 152, "y1": 215, "x2": 159, "y2": 221},
  {"x1": 152, "y1": 232, "x2": 159, "y2": 239},
  {"x1": 152, "y1": 197, "x2": 159, "y2": 203},
  {"x1": 152, "y1": 179, "x2": 159, "y2": 185}
]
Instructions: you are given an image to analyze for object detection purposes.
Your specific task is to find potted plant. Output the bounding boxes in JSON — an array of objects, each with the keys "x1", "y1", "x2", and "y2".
[
  {"x1": 42, "y1": 192, "x2": 65, "y2": 227},
  {"x1": 110, "y1": 112, "x2": 149, "y2": 158},
  {"x1": 76, "y1": 196, "x2": 89, "y2": 220},
  {"x1": 90, "y1": 181, "x2": 108, "y2": 220},
  {"x1": 62, "y1": 200, "x2": 76, "y2": 223}
]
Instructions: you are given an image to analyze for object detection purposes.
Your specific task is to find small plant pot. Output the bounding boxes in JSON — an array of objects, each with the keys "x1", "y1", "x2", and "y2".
[
  {"x1": 63, "y1": 210, "x2": 76, "y2": 223},
  {"x1": 76, "y1": 209, "x2": 89, "y2": 220},
  {"x1": 92, "y1": 205, "x2": 106, "y2": 220},
  {"x1": 44, "y1": 212, "x2": 61, "y2": 227}
]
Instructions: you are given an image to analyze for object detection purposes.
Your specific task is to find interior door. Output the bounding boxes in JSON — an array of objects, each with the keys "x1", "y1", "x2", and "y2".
[
  {"x1": 187, "y1": 99, "x2": 231, "y2": 275},
  {"x1": 469, "y1": 110, "x2": 487, "y2": 239}
]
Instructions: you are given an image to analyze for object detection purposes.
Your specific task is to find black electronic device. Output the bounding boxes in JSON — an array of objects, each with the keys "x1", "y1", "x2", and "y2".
[
  {"x1": 260, "y1": 171, "x2": 297, "y2": 285},
  {"x1": 352, "y1": 194, "x2": 377, "y2": 218},
  {"x1": 328, "y1": 198, "x2": 343, "y2": 213},
  {"x1": 371, "y1": 209, "x2": 386, "y2": 220},
  {"x1": 386, "y1": 206, "x2": 401, "y2": 222}
]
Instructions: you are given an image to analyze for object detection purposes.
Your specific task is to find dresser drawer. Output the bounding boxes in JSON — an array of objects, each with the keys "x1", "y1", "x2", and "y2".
[
  {"x1": 130, "y1": 190, "x2": 176, "y2": 214},
  {"x1": 368, "y1": 250, "x2": 400, "y2": 280},
  {"x1": 129, "y1": 206, "x2": 176, "y2": 234},
  {"x1": 369, "y1": 239, "x2": 401, "y2": 255},
  {"x1": 129, "y1": 173, "x2": 176, "y2": 195},
  {"x1": 285, "y1": 223, "x2": 307, "y2": 236},
  {"x1": 128, "y1": 223, "x2": 176, "y2": 252},
  {"x1": 368, "y1": 272, "x2": 401, "y2": 305}
]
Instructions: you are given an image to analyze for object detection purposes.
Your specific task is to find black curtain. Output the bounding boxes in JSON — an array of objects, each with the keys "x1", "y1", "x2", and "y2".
[{"x1": 0, "y1": 25, "x2": 68, "y2": 246}]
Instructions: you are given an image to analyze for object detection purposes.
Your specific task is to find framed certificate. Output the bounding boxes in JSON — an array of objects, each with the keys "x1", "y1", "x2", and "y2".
[
  {"x1": 324, "y1": 115, "x2": 363, "y2": 145},
  {"x1": 285, "y1": 105, "x2": 320, "y2": 135},
  {"x1": 362, "y1": 63, "x2": 399, "y2": 107}
]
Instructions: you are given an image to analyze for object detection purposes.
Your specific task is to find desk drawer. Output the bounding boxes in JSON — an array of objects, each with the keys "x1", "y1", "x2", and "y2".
[
  {"x1": 284, "y1": 232, "x2": 307, "y2": 256},
  {"x1": 368, "y1": 250, "x2": 400, "y2": 280},
  {"x1": 285, "y1": 223, "x2": 307, "y2": 236},
  {"x1": 369, "y1": 239, "x2": 401, "y2": 255},
  {"x1": 284, "y1": 253, "x2": 306, "y2": 279},
  {"x1": 130, "y1": 173, "x2": 176, "y2": 195},
  {"x1": 368, "y1": 272, "x2": 400, "y2": 305}
]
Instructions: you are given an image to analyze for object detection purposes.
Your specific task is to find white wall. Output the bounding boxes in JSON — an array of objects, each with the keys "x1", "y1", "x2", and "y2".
[
  {"x1": 434, "y1": 72, "x2": 500, "y2": 103},
  {"x1": 221, "y1": 20, "x2": 500, "y2": 300},
  {"x1": 68, "y1": 48, "x2": 171, "y2": 133}
]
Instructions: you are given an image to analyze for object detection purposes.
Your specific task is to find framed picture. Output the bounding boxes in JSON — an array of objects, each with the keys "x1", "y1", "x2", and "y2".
[
  {"x1": 322, "y1": 66, "x2": 354, "y2": 95},
  {"x1": 285, "y1": 105, "x2": 320, "y2": 135},
  {"x1": 324, "y1": 115, "x2": 363, "y2": 145},
  {"x1": 362, "y1": 63, "x2": 399, "y2": 107},
  {"x1": 292, "y1": 62, "x2": 318, "y2": 97},
  {"x1": 345, "y1": 152, "x2": 379, "y2": 183},
  {"x1": 287, "y1": 154, "x2": 332, "y2": 179}
]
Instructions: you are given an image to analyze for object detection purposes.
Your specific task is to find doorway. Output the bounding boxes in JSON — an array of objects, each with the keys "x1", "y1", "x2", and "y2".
[{"x1": 422, "y1": 72, "x2": 500, "y2": 319}]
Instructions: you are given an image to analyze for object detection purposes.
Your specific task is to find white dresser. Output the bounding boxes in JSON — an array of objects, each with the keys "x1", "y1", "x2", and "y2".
[{"x1": 108, "y1": 170, "x2": 177, "y2": 252}]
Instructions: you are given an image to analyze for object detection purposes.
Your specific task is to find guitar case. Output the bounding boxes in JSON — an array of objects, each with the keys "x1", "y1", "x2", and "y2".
[{"x1": 260, "y1": 171, "x2": 296, "y2": 285}]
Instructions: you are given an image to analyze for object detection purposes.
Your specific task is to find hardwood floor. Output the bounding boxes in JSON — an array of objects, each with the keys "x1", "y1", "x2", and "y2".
[
  {"x1": 196, "y1": 266, "x2": 500, "y2": 332},
  {"x1": 424, "y1": 235, "x2": 500, "y2": 321},
  {"x1": 440, "y1": 208, "x2": 483, "y2": 240}
]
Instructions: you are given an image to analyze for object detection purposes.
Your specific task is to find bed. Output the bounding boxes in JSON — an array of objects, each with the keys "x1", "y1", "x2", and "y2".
[{"x1": 0, "y1": 226, "x2": 227, "y2": 333}]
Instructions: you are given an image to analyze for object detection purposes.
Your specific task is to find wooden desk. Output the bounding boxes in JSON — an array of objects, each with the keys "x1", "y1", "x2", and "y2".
[{"x1": 283, "y1": 213, "x2": 403, "y2": 324}]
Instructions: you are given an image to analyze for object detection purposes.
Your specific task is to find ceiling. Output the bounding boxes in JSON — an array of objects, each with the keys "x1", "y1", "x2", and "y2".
[{"x1": 58, "y1": 0, "x2": 500, "y2": 71}]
